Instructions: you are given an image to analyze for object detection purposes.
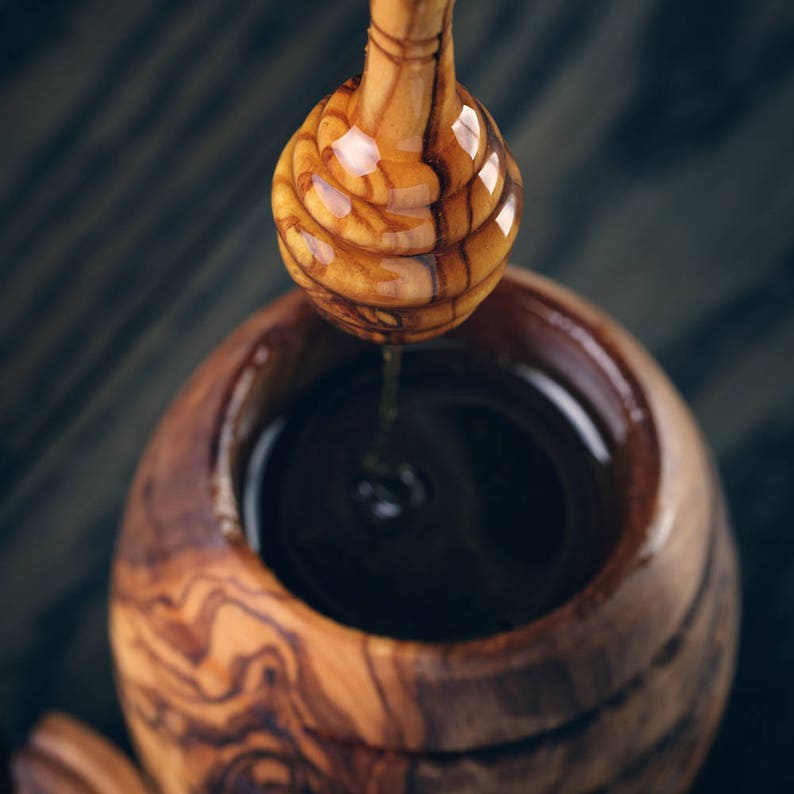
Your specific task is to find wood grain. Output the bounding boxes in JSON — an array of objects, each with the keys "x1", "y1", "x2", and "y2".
[
  {"x1": 11, "y1": 712, "x2": 147, "y2": 794},
  {"x1": 1, "y1": 1, "x2": 793, "y2": 791},
  {"x1": 109, "y1": 270, "x2": 738, "y2": 792},
  {"x1": 272, "y1": 0, "x2": 522, "y2": 342}
]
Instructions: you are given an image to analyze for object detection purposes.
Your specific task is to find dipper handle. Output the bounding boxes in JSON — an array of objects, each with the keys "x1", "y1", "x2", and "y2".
[{"x1": 272, "y1": 0, "x2": 522, "y2": 343}]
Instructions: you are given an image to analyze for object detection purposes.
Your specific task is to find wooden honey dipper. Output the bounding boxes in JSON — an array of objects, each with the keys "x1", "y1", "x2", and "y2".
[{"x1": 272, "y1": 0, "x2": 523, "y2": 343}]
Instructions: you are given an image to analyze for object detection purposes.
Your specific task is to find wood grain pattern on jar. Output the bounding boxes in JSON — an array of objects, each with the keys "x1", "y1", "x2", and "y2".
[
  {"x1": 272, "y1": 0, "x2": 523, "y2": 343},
  {"x1": 105, "y1": 270, "x2": 739, "y2": 793}
]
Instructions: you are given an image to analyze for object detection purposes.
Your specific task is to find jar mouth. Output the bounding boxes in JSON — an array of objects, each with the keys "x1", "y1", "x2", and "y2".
[{"x1": 216, "y1": 268, "x2": 660, "y2": 651}]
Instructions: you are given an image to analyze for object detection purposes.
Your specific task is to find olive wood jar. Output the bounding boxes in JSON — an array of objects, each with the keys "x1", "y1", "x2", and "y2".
[{"x1": 107, "y1": 268, "x2": 739, "y2": 793}]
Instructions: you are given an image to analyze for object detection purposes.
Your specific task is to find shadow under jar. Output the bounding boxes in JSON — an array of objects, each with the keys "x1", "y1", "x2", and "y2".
[{"x1": 110, "y1": 268, "x2": 739, "y2": 793}]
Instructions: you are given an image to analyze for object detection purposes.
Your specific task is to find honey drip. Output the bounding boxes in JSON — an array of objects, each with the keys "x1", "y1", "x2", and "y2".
[{"x1": 356, "y1": 345, "x2": 430, "y2": 530}]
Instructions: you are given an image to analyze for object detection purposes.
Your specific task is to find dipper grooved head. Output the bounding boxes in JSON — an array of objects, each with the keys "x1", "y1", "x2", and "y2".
[{"x1": 272, "y1": 0, "x2": 522, "y2": 344}]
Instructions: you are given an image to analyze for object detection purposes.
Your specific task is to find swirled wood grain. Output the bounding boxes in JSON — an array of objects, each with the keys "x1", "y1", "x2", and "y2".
[
  {"x1": 271, "y1": 0, "x2": 522, "y2": 343},
  {"x1": 110, "y1": 270, "x2": 738, "y2": 792}
]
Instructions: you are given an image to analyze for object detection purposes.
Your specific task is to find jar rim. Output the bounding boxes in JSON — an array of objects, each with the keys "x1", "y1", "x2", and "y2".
[{"x1": 217, "y1": 269, "x2": 661, "y2": 655}]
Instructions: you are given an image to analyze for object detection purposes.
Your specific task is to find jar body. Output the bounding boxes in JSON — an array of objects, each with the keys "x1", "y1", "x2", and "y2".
[{"x1": 110, "y1": 269, "x2": 738, "y2": 793}]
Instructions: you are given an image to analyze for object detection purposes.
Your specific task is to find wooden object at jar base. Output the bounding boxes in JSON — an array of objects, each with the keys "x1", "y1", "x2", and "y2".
[
  {"x1": 109, "y1": 268, "x2": 739, "y2": 793},
  {"x1": 11, "y1": 712, "x2": 147, "y2": 794},
  {"x1": 272, "y1": 0, "x2": 522, "y2": 343}
]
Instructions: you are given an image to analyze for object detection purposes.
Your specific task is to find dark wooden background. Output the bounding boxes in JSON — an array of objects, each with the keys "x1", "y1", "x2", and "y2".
[{"x1": 1, "y1": 0, "x2": 793, "y2": 790}]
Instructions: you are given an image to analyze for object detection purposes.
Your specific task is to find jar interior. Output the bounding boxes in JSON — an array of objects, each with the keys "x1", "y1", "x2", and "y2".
[{"x1": 226, "y1": 279, "x2": 658, "y2": 642}]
